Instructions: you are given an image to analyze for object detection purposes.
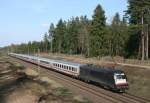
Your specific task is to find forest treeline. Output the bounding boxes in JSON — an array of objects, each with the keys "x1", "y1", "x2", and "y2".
[{"x1": 3, "y1": 0, "x2": 150, "y2": 59}]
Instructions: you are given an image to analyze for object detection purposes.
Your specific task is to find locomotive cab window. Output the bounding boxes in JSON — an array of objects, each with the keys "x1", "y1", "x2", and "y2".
[{"x1": 114, "y1": 74, "x2": 126, "y2": 80}]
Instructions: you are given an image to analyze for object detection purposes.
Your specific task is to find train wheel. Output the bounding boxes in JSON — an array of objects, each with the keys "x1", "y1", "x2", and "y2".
[{"x1": 84, "y1": 79, "x2": 90, "y2": 83}]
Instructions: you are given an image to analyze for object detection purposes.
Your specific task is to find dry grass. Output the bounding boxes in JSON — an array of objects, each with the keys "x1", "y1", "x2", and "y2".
[
  {"x1": 24, "y1": 68, "x2": 39, "y2": 78},
  {"x1": 118, "y1": 66, "x2": 150, "y2": 100},
  {"x1": 40, "y1": 76, "x2": 62, "y2": 88}
]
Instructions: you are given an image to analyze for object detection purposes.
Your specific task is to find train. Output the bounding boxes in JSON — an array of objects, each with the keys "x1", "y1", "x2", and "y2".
[{"x1": 8, "y1": 53, "x2": 129, "y2": 92}]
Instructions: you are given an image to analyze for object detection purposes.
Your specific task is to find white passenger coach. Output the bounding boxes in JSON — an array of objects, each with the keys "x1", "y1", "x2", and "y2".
[{"x1": 9, "y1": 53, "x2": 83, "y2": 77}]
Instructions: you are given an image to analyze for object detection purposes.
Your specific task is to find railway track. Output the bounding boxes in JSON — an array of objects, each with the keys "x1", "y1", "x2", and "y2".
[
  {"x1": 9, "y1": 56, "x2": 150, "y2": 103},
  {"x1": 122, "y1": 93, "x2": 150, "y2": 103},
  {"x1": 42, "y1": 68, "x2": 149, "y2": 103}
]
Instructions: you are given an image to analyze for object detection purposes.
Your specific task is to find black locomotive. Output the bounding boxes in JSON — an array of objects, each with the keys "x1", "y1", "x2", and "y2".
[{"x1": 79, "y1": 64, "x2": 128, "y2": 92}]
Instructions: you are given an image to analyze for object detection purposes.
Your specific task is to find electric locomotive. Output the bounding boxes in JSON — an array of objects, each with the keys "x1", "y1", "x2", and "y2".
[{"x1": 79, "y1": 64, "x2": 128, "y2": 92}]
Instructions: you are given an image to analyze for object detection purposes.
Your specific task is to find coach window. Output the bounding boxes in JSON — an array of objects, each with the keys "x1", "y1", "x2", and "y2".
[
  {"x1": 64, "y1": 65, "x2": 66, "y2": 69},
  {"x1": 74, "y1": 68, "x2": 76, "y2": 72},
  {"x1": 72, "y1": 67, "x2": 74, "y2": 71},
  {"x1": 69, "y1": 67, "x2": 71, "y2": 70},
  {"x1": 74, "y1": 68, "x2": 76, "y2": 71},
  {"x1": 74, "y1": 67, "x2": 75, "y2": 71}
]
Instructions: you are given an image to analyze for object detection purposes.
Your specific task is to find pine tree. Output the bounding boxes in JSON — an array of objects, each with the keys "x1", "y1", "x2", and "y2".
[
  {"x1": 126, "y1": 0, "x2": 150, "y2": 59},
  {"x1": 78, "y1": 16, "x2": 90, "y2": 56},
  {"x1": 53, "y1": 19, "x2": 66, "y2": 53},
  {"x1": 66, "y1": 17, "x2": 80, "y2": 54},
  {"x1": 48, "y1": 23, "x2": 55, "y2": 52},
  {"x1": 126, "y1": 0, "x2": 150, "y2": 24},
  {"x1": 43, "y1": 32, "x2": 49, "y2": 53},
  {"x1": 89, "y1": 4, "x2": 106, "y2": 57},
  {"x1": 110, "y1": 13, "x2": 128, "y2": 56}
]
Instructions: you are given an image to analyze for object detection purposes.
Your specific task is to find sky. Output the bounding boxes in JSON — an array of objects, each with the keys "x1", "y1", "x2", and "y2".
[{"x1": 0, "y1": 0, "x2": 127, "y2": 47}]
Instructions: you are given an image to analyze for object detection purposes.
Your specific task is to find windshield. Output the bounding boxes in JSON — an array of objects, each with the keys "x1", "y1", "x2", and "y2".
[{"x1": 115, "y1": 74, "x2": 126, "y2": 79}]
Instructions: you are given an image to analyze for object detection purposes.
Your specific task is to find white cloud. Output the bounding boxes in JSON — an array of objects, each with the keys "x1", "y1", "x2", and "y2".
[{"x1": 41, "y1": 23, "x2": 49, "y2": 27}]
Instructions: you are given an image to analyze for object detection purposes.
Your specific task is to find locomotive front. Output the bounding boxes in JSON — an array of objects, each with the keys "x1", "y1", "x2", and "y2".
[{"x1": 114, "y1": 72, "x2": 129, "y2": 92}]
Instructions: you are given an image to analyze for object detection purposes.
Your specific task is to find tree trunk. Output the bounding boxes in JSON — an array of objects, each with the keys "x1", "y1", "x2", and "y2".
[
  {"x1": 141, "y1": 12, "x2": 145, "y2": 61},
  {"x1": 145, "y1": 24, "x2": 149, "y2": 60},
  {"x1": 51, "y1": 41, "x2": 53, "y2": 53}
]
